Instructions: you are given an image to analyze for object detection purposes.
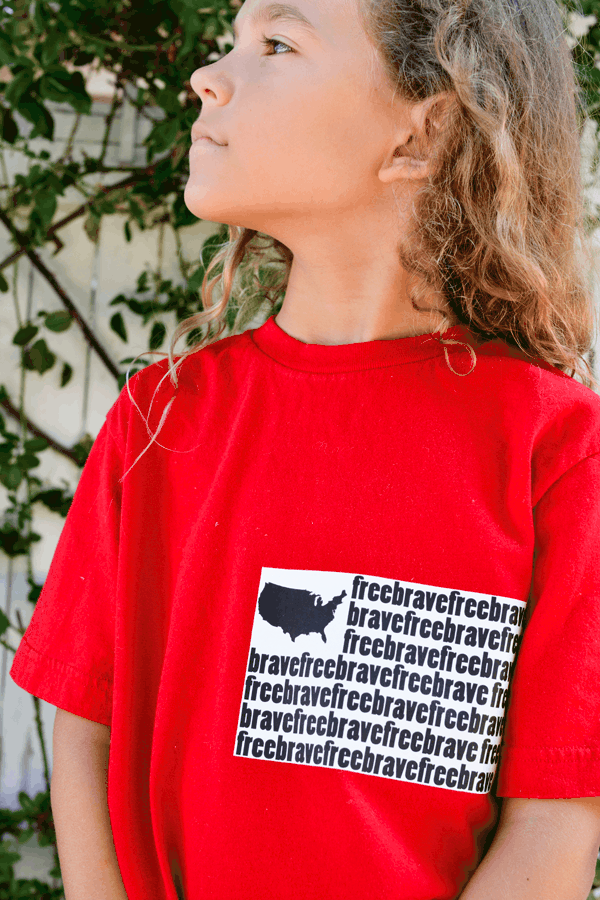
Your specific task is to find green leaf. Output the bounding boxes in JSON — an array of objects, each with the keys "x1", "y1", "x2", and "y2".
[
  {"x1": 38, "y1": 73, "x2": 72, "y2": 103},
  {"x1": 1, "y1": 107, "x2": 19, "y2": 144},
  {"x1": 150, "y1": 320, "x2": 166, "y2": 349},
  {"x1": 44, "y1": 310, "x2": 72, "y2": 332},
  {"x1": 24, "y1": 437, "x2": 48, "y2": 452},
  {"x1": 31, "y1": 486, "x2": 72, "y2": 516},
  {"x1": 16, "y1": 453, "x2": 40, "y2": 470},
  {"x1": 110, "y1": 311, "x2": 128, "y2": 342},
  {"x1": 64, "y1": 72, "x2": 92, "y2": 116},
  {"x1": 0, "y1": 464, "x2": 22, "y2": 491},
  {"x1": 27, "y1": 576, "x2": 43, "y2": 604},
  {"x1": 202, "y1": 15, "x2": 221, "y2": 41},
  {"x1": 40, "y1": 32, "x2": 63, "y2": 68},
  {"x1": 0, "y1": 271, "x2": 9, "y2": 292},
  {"x1": 109, "y1": 293, "x2": 128, "y2": 308},
  {"x1": 5, "y1": 70, "x2": 35, "y2": 107},
  {"x1": 13, "y1": 324, "x2": 39, "y2": 346},
  {"x1": 18, "y1": 791, "x2": 36, "y2": 813},
  {"x1": 178, "y1": 8, "x2": 205, "y2": 56},
  {"x1": 33, "y1": 0, "x2": 49, "y2": 35},
  {"x1": 124, "y1": 221, "x2": 132, "y2": 242},
  {"x1": 72, "y1": 50, "x2": 96, "y2": 67},
  {"x1": 60, "y1": 361, "x2": 73, "y2": 387},
  {"x1": 155, "y1": 87, "x2": 181, "y2": 116},
  {"x1": 172, "y1": 192, "x2": 198, "y2": 229},
  {"x1": 0, "y1": 608, "x2": 9, "y2": 638},
  {"x1": 136, "y1": 270, "x2": 150, "y2": 293},
  {"x1": 187, "y1": 266, "x2": 205, "y2": 292},
  {"x1": 61, "y1": 163, "x2": 80, "y2": 190},
  {"x1": 25, "y1": 338, "x2": 56, "y2": 374},
  {"x1": 34, "y1": 188, "x2": 57, "y2": 228},
  {"x1": 128, "y1": 198, "x2": 145, "y2": 228},
  {"x1": 84, "y1": 210, "x2": 101, "y2": 243},
  {"x1": 84, "y1": 156, "x2": 100, "y2": 174},
  {"x1": 17, "y1": 98, "x2": 54, "y2": 141},
  {"x1": 151, "y1": 156, "x2": 176, "y2": 186},
  {"x1": 182, "y1": 104, "x2": 200, "y2": 128},
  {"x1": 0, "y1": 32, "x2": 18, "y2": 67},
  {"x1": 144, "y1": 117, "x2": 180, "y2": 159},
  {"x1": 38, "y1": 69, "x2": 91, "y2": 115}
]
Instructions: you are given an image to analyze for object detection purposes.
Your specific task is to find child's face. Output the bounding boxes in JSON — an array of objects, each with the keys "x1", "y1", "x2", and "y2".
[{"x1": 185, "y1": 0, "x2": 417, "y2": 240}]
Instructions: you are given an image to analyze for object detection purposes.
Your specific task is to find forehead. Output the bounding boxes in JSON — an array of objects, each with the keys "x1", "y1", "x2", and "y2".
[
  {"x1": 234, "y1": 2, "x2": 316, "y2": 31},
  {"x1": 233, "y1": 0, "x2": 358, "y2": 36}
]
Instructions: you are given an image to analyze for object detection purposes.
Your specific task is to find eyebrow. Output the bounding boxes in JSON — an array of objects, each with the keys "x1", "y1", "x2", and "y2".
[{"x1": 231, "y1": 3, "x2": 318, "y2": 43}]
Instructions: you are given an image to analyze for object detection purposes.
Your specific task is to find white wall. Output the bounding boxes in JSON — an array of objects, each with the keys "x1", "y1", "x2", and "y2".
[{"x1": 0, "y1": 96, "x2": 219, "y2": 810}]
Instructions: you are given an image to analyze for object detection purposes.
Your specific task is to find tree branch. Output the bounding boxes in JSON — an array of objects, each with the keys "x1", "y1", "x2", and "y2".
[
  {"x1": 0, "y1": 170, "x2": 155, "y2": 272},
  {"x1": 0, "y1": 208, "x2": 120, "y2": 381},
  {"x1": 1, "y1": 393, "x2": 83, "y2": 466}
]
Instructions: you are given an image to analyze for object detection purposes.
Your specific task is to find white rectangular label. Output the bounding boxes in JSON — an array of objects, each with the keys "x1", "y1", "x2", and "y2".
[{"x1": 234, "y1": 568, "x2": 526, "y2": 793}]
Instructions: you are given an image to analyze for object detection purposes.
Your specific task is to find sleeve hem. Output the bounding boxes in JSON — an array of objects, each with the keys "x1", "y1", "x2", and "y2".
[
  {"x1": 496, "y1": 745, "x2": 600, "y2": 798},
  {"x1": 9, "y1": 633, "x2": 112, "y2": 728}
]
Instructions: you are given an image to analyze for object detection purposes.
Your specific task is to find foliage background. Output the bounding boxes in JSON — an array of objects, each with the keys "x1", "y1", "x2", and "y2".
[{"x1": 0, "y1": 0, "x2": 599, "y2": 895}]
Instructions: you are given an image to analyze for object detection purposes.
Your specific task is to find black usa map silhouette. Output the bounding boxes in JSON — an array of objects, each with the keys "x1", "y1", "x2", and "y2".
[{"x1": 258, "y1": 583, "x2": 346, "y2": 643}]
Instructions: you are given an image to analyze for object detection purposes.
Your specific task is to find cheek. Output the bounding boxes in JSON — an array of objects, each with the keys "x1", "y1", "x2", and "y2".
[
  {"x1": 184, "y1": 75, "x2": 378, "y2": 214},
  {"x1": 256, "y1": 98, "x2": 363, "y2": 182}
]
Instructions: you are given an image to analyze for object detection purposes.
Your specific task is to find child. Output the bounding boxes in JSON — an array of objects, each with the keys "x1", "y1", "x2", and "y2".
[{"x1": 10, "y1": 0, "x2": 600, "y2": 898}]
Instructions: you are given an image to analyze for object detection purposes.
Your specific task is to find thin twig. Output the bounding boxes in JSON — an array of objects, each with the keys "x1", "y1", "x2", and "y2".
[
  {"x1": 0, "y1": 209, "x2": 120, "y2": 380},
  {"x1": 59, "y1": 112, "x2": 82, "y2": 165},
  {"x1": 0, "y1": 394, "x2": 84, "y2": 465},
  {"x1": 0, "y1": 169, "x2": 157, "y2": 271},
  {"x1": 99, "y1": 90, "x2": 123, "y2": 167},
  {"x1": 32, "y1": 695, "x2": 51, "y2": 792}
]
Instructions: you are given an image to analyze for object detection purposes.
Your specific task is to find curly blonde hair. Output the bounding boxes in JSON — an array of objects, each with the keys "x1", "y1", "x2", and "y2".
[{"x1": 121, "y1": 0, "x2": 599, "y2": 481}]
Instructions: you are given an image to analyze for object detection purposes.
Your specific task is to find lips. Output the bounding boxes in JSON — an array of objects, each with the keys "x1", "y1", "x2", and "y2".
[{"x1": 191, "y1": 123, "x2": 226, "y2": 145}]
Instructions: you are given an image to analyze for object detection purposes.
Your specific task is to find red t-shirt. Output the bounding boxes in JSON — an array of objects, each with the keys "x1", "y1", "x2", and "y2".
[{"x1": 10, "y1": 316, "x2": 600, "y2": 900}]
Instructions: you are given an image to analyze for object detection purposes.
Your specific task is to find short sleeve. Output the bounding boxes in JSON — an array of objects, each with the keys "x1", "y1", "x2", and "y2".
[
  {"x1": 9, "y1": 413, "x2": 124, "y2": 728},
  {"x1": 496, "y1": 451, "x2": 600, "y2": 797}
]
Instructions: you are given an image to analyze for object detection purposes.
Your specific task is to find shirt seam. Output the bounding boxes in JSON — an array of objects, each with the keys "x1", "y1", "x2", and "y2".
[
  {"x1": 534, "y1": 449, "x2": 600, "y2": 509},
  {"x1": 248, "y1": 334, "x2": 455, "y2": 374},
  {"x1": 15, "y1": 632, "x2": 112, "y2": 689}
]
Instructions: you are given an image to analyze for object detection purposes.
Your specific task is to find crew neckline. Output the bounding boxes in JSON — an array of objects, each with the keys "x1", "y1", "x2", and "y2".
[{"x1": 251, "y1": 314, "x2": 473, "y2": 373}]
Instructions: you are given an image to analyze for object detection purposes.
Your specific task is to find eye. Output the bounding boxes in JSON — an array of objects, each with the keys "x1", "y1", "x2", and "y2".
[{"x1": 260, "y1": 36, "x2": 294, "y2": 55}]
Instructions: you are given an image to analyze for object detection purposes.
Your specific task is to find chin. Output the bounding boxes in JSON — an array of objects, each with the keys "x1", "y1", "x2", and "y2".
[
  {"x1": 184, "y1": 180, "x2": 285, "y2": 234},
  {"x1": 183, "y1": 188, "x2": 228, "y2": 226}
]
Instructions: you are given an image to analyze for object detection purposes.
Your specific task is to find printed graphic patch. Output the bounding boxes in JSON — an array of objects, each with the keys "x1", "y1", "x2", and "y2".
[{"x1": 235, "y1": 568, "x2": 526, "y2": 794}]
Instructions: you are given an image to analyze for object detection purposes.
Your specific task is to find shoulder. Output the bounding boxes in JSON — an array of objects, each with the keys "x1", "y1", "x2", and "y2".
[
  {"x1": 105, "y1": 329, "x2": 256, "y2": 449},
  {"x1": 469, "y1": 335, "x2": 600, "y2": 499},
  {"x1": 473, "y1": 334, "x2": 600, "y2": 427},
  {"x1": 127, "y1": 328, "x2": 254, "y2": 396}
]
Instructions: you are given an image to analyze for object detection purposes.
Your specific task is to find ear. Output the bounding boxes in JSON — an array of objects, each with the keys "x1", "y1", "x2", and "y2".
[{"x1": 379, "y1": 91, "x2": 456, "y2": 185}]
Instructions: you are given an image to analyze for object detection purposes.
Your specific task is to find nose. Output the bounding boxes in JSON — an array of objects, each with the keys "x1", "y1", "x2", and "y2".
[{"x1": 190, "y1": 65, "x2": 230, "y2": 105}]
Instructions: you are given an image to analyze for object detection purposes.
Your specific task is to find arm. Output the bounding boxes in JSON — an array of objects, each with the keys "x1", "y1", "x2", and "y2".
[
  {"x1": 459, "y1": 796, "x2": 600, "y2": 900},
  {"x1": 51, "y1": 707, "x2": 129, "y2": 900}
]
